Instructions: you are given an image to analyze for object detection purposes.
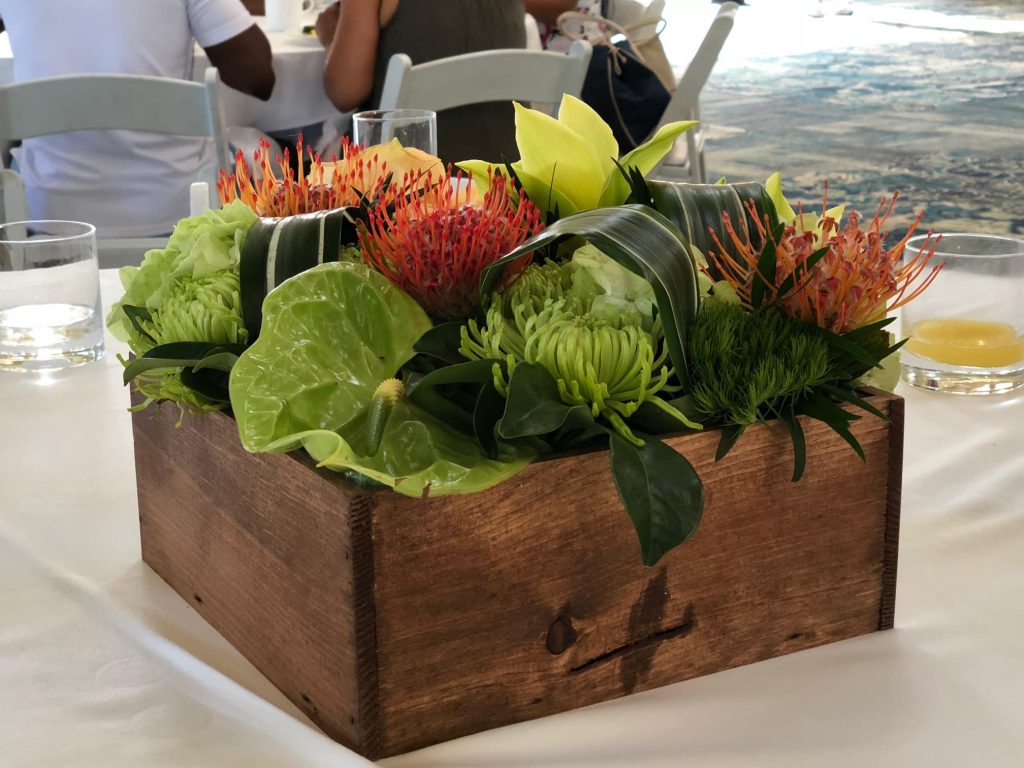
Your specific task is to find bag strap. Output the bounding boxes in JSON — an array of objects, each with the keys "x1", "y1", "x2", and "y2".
[{"x1": 555, "y1": 10, "x2": 665, "y2": 49}]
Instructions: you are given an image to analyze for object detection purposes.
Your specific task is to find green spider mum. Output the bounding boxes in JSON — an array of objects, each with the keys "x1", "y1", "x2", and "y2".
[{"x1": 461, "y1": 248, "x2": 700, "y2": 446}]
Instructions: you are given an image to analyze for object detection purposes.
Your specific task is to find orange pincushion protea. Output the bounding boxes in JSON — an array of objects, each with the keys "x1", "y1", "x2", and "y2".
[
  {"x1": 360, "y1": 170, "x2": 543, "y2": 320},
  {"x1": 708, "y1": 192, "x2": 942, "y2": 333},
  {"x1": 217, "y1": 136, "x2": 420, "y2": 217}
]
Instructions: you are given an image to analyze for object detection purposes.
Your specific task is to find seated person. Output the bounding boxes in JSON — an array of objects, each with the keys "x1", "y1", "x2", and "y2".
[
  {"x1": 526, "y1": 0, "x2": 607, "y2": 52},
  {"x1": 0, "y1": 0, "x2": 275, "y2": 237},
  {"x1": 316, "y1": 0, "x2": 525, "y2": 165}
]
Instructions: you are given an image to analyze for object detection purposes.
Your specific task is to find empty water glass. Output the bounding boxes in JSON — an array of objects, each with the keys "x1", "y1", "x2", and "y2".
[
  {"x1": 352, "y1": 109, "x2": 438, "y2": 155},
  {"x1": 0, "y1": 220, "x2": 104, "y2": 372}
]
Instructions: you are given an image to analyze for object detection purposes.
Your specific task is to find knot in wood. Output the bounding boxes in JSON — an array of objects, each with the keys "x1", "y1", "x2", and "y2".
[{"x1": 546, "y1": 615, "x2": 577, "y2": 655}]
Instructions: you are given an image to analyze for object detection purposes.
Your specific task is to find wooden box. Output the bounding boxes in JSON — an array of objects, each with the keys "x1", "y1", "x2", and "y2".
[{"x1": 132, "y1": 390, "x2": 902, "y2": 760}]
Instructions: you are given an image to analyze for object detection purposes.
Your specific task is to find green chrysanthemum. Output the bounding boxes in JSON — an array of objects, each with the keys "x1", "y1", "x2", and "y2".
[
  {"x1": 139, "y1": 270, "x2": 246, "y2": 347},
  {"x1": 461, "y1": 247, "x2": 700, "y2": 445}
]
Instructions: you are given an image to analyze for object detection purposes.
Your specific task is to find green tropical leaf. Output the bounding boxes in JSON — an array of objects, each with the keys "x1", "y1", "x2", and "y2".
[
  {"x1": 413, "y1": 322, "x2": 473, "y2": 365},
  {"x1": 121, "y1": 341, "x2": 246, "y2": 385},
  {"x1": 715, "y1": 423, "x2": 746, "y2": 461},
  {"x1": 647, "y1": 180, "x2": 769, "y2": 267},
  {"x1": 473, "y1": 378, "x2": 506, "y2": 458},
  {"x1": 796, "y1": 393, "x2": 865, "y2": 461},
  {"x1": 480, "y1": 205, "x2": 699, "y2": 387},
  {"x1": 609, "y1": 432, "x2": 705, "y2": 567},
  {"x1": 497, "y1": 362, "x2": 594, "y2": 439},
  {"x1": 239, "y1": 207, "x2": 360, "y2": 341},
  {"x1": 780, "y1": 410, "x2": 806, "y2": 482}
]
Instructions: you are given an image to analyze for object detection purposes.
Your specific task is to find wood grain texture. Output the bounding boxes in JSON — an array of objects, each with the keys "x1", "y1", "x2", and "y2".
[
  {"x1": 132, "y1": 391, "x2": 369, "y2": 749},
  {"x1": 133, "y1": 390, "x2": 902, "y2": 759}
]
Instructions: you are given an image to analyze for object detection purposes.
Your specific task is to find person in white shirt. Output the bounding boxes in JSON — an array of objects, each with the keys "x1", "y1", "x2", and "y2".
[{"x1": 0, "y1": 0, "x2": 275, "y2": 237}]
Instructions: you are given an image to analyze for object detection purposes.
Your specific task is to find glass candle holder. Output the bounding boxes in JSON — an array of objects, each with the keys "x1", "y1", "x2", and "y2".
[
  {"x1": 0, "y1": 220, "x2": 104, "y2": 372},
  {"x1": 901, "y1": 233, "x2": 1024, "y2": 395},
  {"x1": 352, "y1": 109, "x2": 438, "y2": 156}
]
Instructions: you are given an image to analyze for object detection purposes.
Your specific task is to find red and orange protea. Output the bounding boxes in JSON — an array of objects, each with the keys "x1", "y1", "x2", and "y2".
[
  {"x1": 708, "y1": 191, "x2": 942, "y2": 333},
  {"x1": 217, "y1": 136, "x2": 440, "y2": 217},
  {"x1": 360, "y1": 170, "x2": 543, "y2": 320}
]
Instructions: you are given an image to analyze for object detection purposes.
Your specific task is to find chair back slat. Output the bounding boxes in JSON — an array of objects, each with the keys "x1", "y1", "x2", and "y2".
[
  {"x1": 379, "y1": 41, "x2": 592, "y2": 113},
  {"x1": 0, "y1": 73, "x2": 219, "y2": 140}
]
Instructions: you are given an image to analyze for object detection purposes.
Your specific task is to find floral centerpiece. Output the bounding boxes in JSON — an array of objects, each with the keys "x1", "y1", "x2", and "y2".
[{"x1": 109, "y1": 96, "x2": 939, "y2": 566}]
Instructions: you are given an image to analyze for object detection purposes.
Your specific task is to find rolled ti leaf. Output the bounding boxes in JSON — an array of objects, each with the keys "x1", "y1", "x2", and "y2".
[
  {"x1": 239, "y1": 207, "x2": 361, "y2": 341},
  {"x1": 646, "y1": 180, "x2": 773, "y2": 270}
]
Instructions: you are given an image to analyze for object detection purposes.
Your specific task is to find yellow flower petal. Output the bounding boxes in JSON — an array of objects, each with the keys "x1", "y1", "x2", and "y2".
[
  {"x1": 557, "y1": 94, "x2": 619, "y2": 179},
  {"x1": 510, "y1": 165, "x2": 580, "y2": 217},
  {"x1": 766, "y1": 172, "x2": 797, "y2": 222},
  {"x1": 513, "y1": 101, "x2": 607, "y2": 211},
  {"x1": 598, "y1": 120, "x2": 697, "y2": 207},
  {"x1": 456, "y1": 159, "x2": 498, "y2": 196}
]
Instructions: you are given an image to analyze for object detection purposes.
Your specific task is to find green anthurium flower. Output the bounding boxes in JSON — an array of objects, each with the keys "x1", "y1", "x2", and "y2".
[
  {"x1": 229, "y1": 261, "x2": 533, "y2": 497},
  {"x1": 459, "y1": 95, "x2": 696, "y2": 218}
]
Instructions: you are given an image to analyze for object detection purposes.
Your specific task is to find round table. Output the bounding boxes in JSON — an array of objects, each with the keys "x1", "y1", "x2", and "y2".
[{"x1": 1, "y1": 272, "x2": 1024, "y2": 766}]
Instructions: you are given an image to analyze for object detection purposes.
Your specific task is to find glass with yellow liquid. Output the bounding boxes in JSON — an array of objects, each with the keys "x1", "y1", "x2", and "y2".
[{"x1": 901, "y1": 233, "x2": 1024, "y2": 395}]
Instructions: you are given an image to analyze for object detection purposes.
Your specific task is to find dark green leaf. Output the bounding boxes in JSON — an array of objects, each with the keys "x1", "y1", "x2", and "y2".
[
  {"x1": 413, "y1": 322, "x2": 468, "y2": 365},
  {"x1": 797, "y1": 394, "x2": 865, "y2": 461},
  {"x1": 179, "y1": 366, "x2": 231, "y2": 403},
  {"x1": 609, "y1": 433, "x2": 705, "y2": 567},
  {"x1": 121, "y1": 305, "x2": 156, "y2": 344},
  {"x1": 751, "y1": 233, "x2": 778, "y2": 310},
  {"x1": 240, "y1": 207, "x2": 360, "y2": 340},
  {"x1": 780, "y1": 410, "x2": 806, "y2": 482},
  {"x1": 715, "y1": 423, "x2": 746, "y2": 461},
  {"x1": 628, "y1": 394, "x2": 702, "y2": 435},
  {"x1": 191, "y1": 351, "x2": 240, "y2": 373},
  {"x1": 121, "y1": 342, "x2": 246, "y2": 385},
  {"x1": 473, "y1": 378, "x2": 506, "y2": 459},
  {"x1": 406, "y1": 359, "x2": 497, "y2": 396},
  {"x1": 481, "y1": 205, "x2": 699, "y2": 387},
  {"x1": 821, "y1": 384, "x2": 889, "y2": 421},
  {"x1": 775, "y1": 246, "x2": 830, "y2": 300},
  {"x1": 497, "y1": 362, "x2": 593, "y2": 439},
  {"x1": 818, "y1": 324, "x2": 887, "y2": 371}
]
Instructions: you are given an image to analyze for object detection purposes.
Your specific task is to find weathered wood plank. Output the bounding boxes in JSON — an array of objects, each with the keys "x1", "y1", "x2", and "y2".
[
  {"x1": 368, "y1": 399, "x2": 894, "y2": 753},
  {"x1": 132, "y1": 393, "x2": 369, "y2": 749}
]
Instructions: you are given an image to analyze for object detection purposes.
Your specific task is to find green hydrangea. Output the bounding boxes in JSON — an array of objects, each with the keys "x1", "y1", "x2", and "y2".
[{"x1": 106, "y1": 201, "x2": 258, "y2": 410}]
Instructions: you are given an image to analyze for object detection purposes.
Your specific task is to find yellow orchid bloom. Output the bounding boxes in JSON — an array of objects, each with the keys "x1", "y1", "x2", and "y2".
[
  {"x1": 766, "y1": 172, "x2": 845, "y2": 247},
  {"x1": 459, "y1": 95, "x2": 696, "y2": 217}
]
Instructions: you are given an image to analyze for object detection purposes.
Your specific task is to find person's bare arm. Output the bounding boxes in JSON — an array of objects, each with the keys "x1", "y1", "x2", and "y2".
[
  {"x1": 524, "y1": 0, "x2": 577, "y2": 27},
  {"x1": 203, "y1": 25, "x2": 275, "y2": 101},
  {"x1": 322, "y1": 0, "x2": 383, "y2": 112}
]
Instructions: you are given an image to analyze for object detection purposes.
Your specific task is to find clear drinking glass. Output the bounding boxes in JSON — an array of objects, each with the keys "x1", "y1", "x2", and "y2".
[
  {"x1": 352, "y1": 109, "x2": 438, "y2": 155},
  {"x1": 0, "y1": 220, "x2": 104, "y2": 372},
  {"x1": 901, "y1": 233, "x2": 1024, "y2": 395}
]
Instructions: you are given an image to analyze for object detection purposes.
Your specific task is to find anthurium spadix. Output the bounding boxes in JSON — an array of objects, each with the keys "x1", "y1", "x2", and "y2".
[
  {"x1": 459, "y1": 95, "x2": 696, "y2": 217},
  {"x1": 766, "y1": 172, "x2": 845, "y2": 247}
]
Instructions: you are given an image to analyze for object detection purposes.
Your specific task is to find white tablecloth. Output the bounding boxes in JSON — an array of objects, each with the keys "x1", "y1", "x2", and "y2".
[
  {"x1": 0, "y1": 27, "x2": 335, "y2": 134},
  {"x1": 2, "y1": 271, "x2": 1024, "y2": 767}
]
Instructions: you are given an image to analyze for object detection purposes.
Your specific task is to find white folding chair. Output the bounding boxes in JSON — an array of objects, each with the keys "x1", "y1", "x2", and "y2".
[
  {"x1": 0, "y1": 67, "x2": 228, "y2": 267},
  {"x1": 652, "y1": 2, "x2": 738, "y2": 184},
  {"x1": 378, "y1": 40, "x2": 592, "y2": 113}
]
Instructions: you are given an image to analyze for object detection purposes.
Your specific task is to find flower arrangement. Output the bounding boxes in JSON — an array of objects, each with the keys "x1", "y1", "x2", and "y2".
[{"x1": 109, "y1": 95, "x2": 939, "y2": 566}]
